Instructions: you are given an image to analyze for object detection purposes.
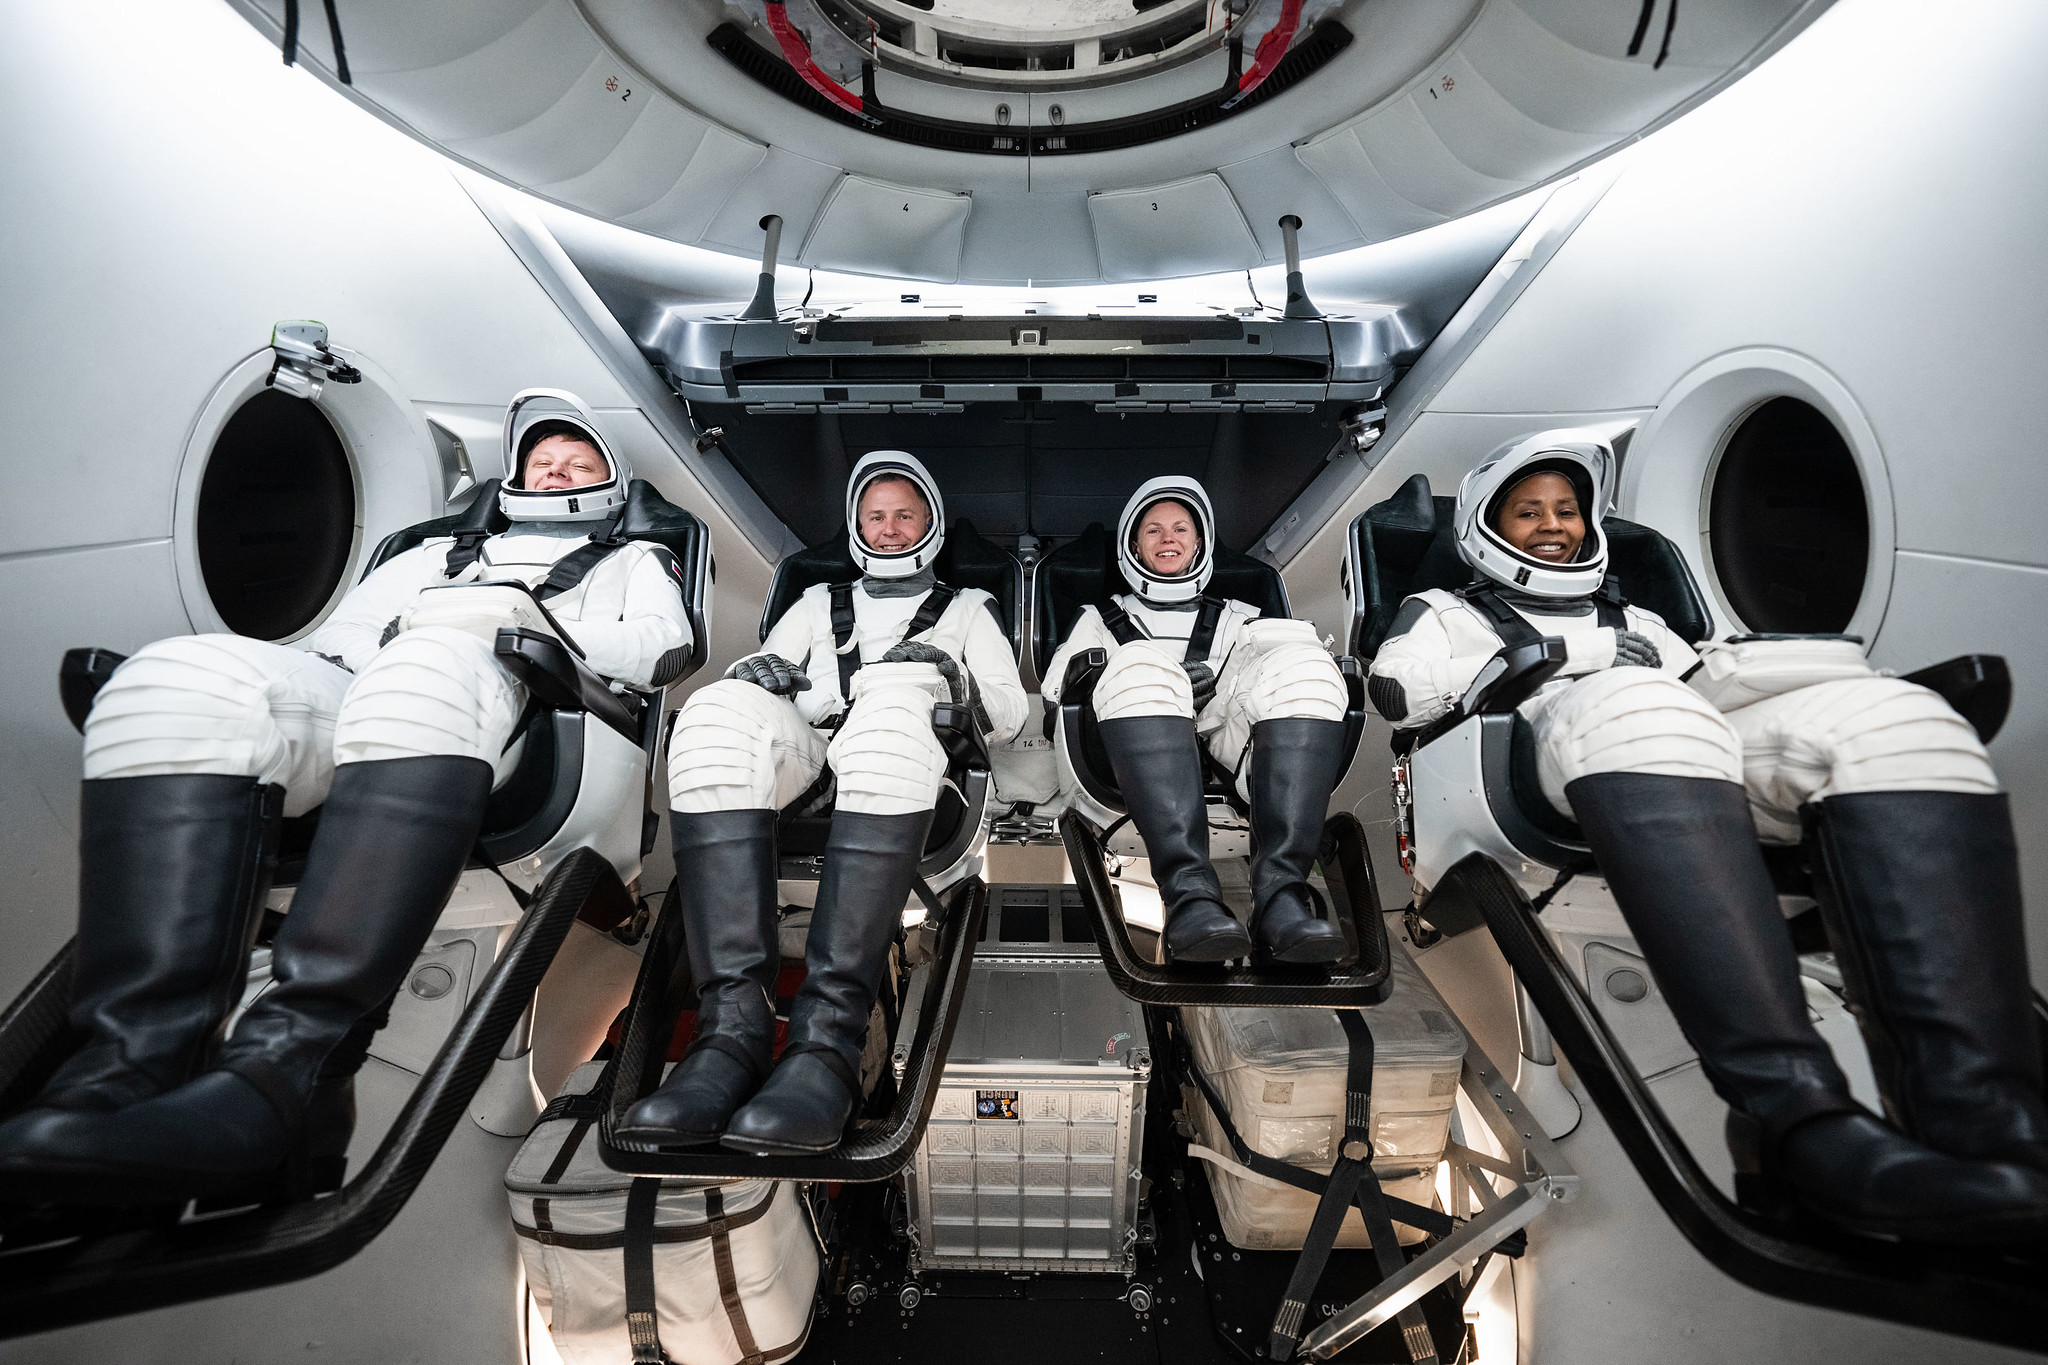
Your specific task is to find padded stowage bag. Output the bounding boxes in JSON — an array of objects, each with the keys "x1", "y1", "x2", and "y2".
[
  {"x1": 1688, "y1": 635, "x2": 1878, "y2": 713},
  {"x1": 506, "y1": 1061, "x2": 818, "y2": 1365}
]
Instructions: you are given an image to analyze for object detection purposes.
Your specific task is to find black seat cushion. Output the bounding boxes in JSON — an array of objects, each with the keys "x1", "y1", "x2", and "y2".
[
  {"x1": 1033, "y1": 523, "x2": 1293, "y2": 673},
  {"x1": 1349, "y1": 473, "x2": 1713, "y2": 659},
  {"x1": 757, "y1": 519, "x2": 1021, "y2": 646}
]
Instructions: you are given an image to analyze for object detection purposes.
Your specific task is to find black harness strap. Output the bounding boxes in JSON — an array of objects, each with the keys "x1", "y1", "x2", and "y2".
[
  {"x1": 1099, "y1": 596, "x2": 1227, "y2": 661},
  {"x1": 1458, "y1": 580, "x2": 1629, "y2": 647},
  {"x1": 535, "y1": 510, "x2": 630, "y2": 601},
  {"x1": 624, "y1": 1178, "x2": 672, "y2": 1364},
  {"x1": 828, "y1": 582, "x2": 959, "y2": 702},
  {"x1": 443, "y1": 529, "x2": 493, "y2": 581}
]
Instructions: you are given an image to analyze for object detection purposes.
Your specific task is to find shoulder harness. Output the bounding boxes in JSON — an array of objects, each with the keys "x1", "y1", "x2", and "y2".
[{"x1": 828, "y1": 581, "x2": 959, "y2": 700}]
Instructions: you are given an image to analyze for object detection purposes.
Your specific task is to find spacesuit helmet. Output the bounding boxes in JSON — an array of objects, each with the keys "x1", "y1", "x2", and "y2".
[
  {"x1": 1117, "y1": 476, "x2": 1215, "y2": 604},
  {"x1": 846, "y1": 451, "x2": 946, "y2": 579},
  {"x1": 1453, "y1": 429, "x2": 1615, "y2": 599},
  {"x1": 499, "y1": 389, "x2": 631, "y2": 523}
]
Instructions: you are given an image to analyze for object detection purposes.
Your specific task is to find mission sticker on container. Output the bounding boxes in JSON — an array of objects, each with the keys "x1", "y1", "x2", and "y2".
[{"x1": 975, "y1": 1090, "x2": 1020, "y2": 1120}]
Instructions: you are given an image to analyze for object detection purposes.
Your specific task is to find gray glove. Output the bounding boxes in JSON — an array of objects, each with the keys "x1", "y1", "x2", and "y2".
[
  {"x1": 727, "y1": 653, "x2": 810, "y2": 695},
  {"x1": 881, "y1": 639, "x2": 972, "y2": 706},
  {"x1": 1613, "y1": 630, "x2": 1663, "y2": 670},
  {"x1": 1183, "y1": 660, "x2": 1217, "y2": 711}
]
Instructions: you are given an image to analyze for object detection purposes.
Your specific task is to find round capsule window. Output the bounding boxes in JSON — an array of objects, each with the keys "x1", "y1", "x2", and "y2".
[
  {"x1": 1707, "y1": 397, "x2": 1870, "y2": 634},
  {"x1": 195, "y1": 389, "x2": 358, "y2": 640}
]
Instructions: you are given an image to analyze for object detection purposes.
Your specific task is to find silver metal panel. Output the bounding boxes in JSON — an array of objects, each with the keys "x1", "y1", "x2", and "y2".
[{"x1": 906, "y1": 950, "x2": 1150, "y2": 1274}]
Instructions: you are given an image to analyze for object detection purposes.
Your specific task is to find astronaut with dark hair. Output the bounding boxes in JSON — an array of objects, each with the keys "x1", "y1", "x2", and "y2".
[
  {"x1": 620, "y1": 452, "x2": 1027, "y2": 1155},
  {"x1": 0, "y1": 391, "x2": 692, "y2": 1206},
  {"x1": 1368, "y1": 428, "x2": 2048, "y2": 1242},
  {"x1": 1043, "y1": 476, "x2": 1350, "y2": 965}
]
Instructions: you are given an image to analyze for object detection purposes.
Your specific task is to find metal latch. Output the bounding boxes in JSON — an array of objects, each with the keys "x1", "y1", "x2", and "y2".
[{"x1": 267, "y1": 320, "x2": 360, "y2": 400}]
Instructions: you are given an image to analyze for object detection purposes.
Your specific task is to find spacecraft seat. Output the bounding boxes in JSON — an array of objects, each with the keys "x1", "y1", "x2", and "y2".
[
  {"x1": 1038, "y1": 523, "x2": 1387, "y2": 1008},
  {"x1": 757, "y1": 518, "x2": 1023, "y2": 887}
]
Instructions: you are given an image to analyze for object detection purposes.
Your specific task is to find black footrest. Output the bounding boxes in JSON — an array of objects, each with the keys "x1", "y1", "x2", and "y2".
[
  {"x1": 596, "y1": 879, "x2": 986, "y2": 1182},
  {"x1": 1063, "y1": 813, "x2": 1393, "y2": 1008}
]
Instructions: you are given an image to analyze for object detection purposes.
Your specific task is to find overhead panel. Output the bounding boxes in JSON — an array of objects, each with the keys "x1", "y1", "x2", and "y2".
[
  {"x1": 446, "y1": 50, "x2": 644, "y2": 187},
  {"x1": 700, "y1": 147, "x2": 843, "y2": 257},
  {"x1": 1415, "y1": 51, "x2": 1613, "y2": 184},
  {"x1": 1465, "y1": 0, "x2": 1722, "y2": 136},
  {"x1": 539, "y1": 96, "x2": 721, "y2": 221},
  {"x1": 800, "y1": 177, "x2": 974, "y2": 282},
  {"x1": 1086, "y1": 176, "x2": 1261, "y2": 282},
  {"x1": 1217, "y1": 147, "x2": 1368, "y2": 261},
  {"x1": 954, "y1": 192, "x2": 1102, "y2": 288},
  {"x1": 1294, "y1": 130, "x2": 1448, "y2": 243},
  {"x1": 617, "y1": 126, "x2": 769, "y2": 243},
  {"x1": 243, "y1": 0, "x2": 548, "y2": 76},
  {"x1": 1350, "y1": 97, "x2": 1534, "y2": 217},
  {"x1": 352, "y1": 0, "x2": 600, "y2": 143}
]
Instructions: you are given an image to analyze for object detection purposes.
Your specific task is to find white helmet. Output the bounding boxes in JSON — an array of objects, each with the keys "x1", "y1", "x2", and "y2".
[
  {"x1": 1117, "y1": 476, "x2": 1215, "y2": 604},
  {"x1": 846, "y1": 450, "x2": 945, "y2": 579},
  {"x1": 499, "y1": 389, "x2": 630, "y2": 523},
  {"x1": 1454, "y1": 429, "x2": 1615, "y2": 599}
]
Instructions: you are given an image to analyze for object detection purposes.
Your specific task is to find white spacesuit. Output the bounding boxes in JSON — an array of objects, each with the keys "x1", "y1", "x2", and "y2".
[
  {"x1": 620, "y1": 451, "x2": 1026, "y2": 1156},
  {"x1": 1043, "y1": 476, "x2": 1350, "y2": 965},
  {"x1": 0, "y1": 390, "x2": 691, "y2": 1207},
  {"x1": 1366, "y1": 429, "x2": 2048, "y2": 1243}
]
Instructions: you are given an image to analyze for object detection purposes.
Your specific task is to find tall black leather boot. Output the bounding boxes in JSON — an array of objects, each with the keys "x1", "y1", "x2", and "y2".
[
  {"x1": 617, "y1": 809, "x2": 781, "y2": 1146},
  {"x1": 31, "y1": 775, "x2": 282, "y2": 1115},
  {"x1": 1568, "y1": 772, "x2": 2048, "y2": 1243},
  {"x1": 1809, "y1": 790, "x2": 2048, "y2": 1172},
  {"x1": 0, "y1": 756, "x2": 492, "y2": 1206},
  {"x1": 722, "y1": 808, "x2": 930, "y2": 1155},
  {"x1": 1097, "y1": 715, "x2": 1251, "y2": 962},
  {"x1": 1246, "y1": 719, "x2": 1350, "y2": 964}
]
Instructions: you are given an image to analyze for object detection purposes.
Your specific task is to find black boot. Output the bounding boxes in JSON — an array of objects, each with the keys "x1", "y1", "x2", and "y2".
[
  {"x1": 722, "y1": 809, "x2": 930, "y2": 1155},
  {"x1": 1809, "y1": 791, "x2": 2048, "y2": 1172},
  {"x1": 32, "y1": 775, "x2": 282, "y2": 1114},
  {"x1": 1246, "y1": 720, "x2": 1350, "y2": 964},
  {"x1": 0, "y1": 757, "x2": 492, "y2": 1207},
  {"x1": 1568, "y1": 772, "x2": 2048, "y2": 1243},
  {"x1": 617, "y1": 809, "x2": 781, "y2": 1146},
  {"x1": 1097, "y1": 716, "x2": 1251, "y2": 963}
]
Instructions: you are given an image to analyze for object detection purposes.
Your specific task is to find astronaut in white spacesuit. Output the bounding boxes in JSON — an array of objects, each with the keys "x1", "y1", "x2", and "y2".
[
  {"x1": 619, "y1": 451, "x2": 1026, "y2": 1155},
  {"x1": 1368, "y1": 429, "x2": 2048, "y2": 1241},
  {"x1": 0, "y1": 390, "x2": 692, "y2": 1205},
  {"x1": 1043, "y1": 477, "x2": 1350, "y2": 966}
]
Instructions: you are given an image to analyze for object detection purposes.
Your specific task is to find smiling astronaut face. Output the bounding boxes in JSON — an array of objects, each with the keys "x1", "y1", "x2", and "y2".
[
  {"x1": 1493, "y1": 472, "x2": 1585, "y2": 565},
  {"x1": 1134, "y1": 498, "x2": 1202, "y2": 578},
  {"x1": 522, "y1": 434, "x2": 610, "y2": 491},
  {"x1": 856, "y1": 475, "x2": 933, "y2": 553}
]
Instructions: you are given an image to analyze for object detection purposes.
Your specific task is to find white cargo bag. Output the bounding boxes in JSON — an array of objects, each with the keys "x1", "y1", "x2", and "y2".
[
  {"x1": 1182, "y1": 943, "x2": 1466, "y2": 1251},
  {"x1": 506, "y1": 1061, "x2": 819, "y2": 1365}
]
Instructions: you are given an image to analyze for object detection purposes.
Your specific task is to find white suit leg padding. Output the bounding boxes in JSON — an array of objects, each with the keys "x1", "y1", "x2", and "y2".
[
  {"x1": 1206, "y1": 641, "x2": 1347, "y2": 776},
  {"x1": 667, "y1": 678, "x2": 827, "y2": 814},
  {"x1": 828, "y1": 671, "x2": 950, "y2": 817},
  {"x1": 332, "y1": 627, "x2": 526, "y2": 784},
  {"x1": 1093, "y1": 641, "x2": 1195, "y2": 721},
  {"x1": 1532, "y1": 670, "x2": 1744, "y2": 816},
  {"x1": 81, "y1": 635, "x2": 352, "y2": 816},
  {"x1": 1729, "y1": 677, "x2": 1999, "y2": 842}
]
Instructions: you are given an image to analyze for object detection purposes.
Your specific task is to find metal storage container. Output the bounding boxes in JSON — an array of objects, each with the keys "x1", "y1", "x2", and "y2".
[{"x1": 901, "y1": 885, "x2": 1150, "y2": 1274}]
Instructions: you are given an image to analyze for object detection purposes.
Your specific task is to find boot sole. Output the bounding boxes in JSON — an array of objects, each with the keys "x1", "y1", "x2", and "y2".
[
  {"x1": 718, "y1": 1131, "x2": 842, "y2": 1157},
  {"x1": 1168, "y1": 928, "x2": 1254, "y2": 963},
  {"x1": 1738, "y1": 1172, "x2": 2048, "y2": 1246},
  {"x1": 613, "y1": 1123, "x2": 724, "y2": 1149},
  {"x1": 0, "y1": 1152, "x2": 341, "y2": 1210},
  {"x1": 1261, "y1": 936, "x2": 1352, "y2": 966}
]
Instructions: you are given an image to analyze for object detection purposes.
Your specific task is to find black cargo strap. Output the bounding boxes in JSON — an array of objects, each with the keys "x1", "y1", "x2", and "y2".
[
  {"x1": 1183, "y1": 1021, "x2": 1450, "y2": 1364},
  {"x1": 1263, "y1": 1012, "x2": 1436, "y2": 1364},
  {"x1": 1181, "y1": 1042, "x2": 1455, "y2": 1240},
  {"x1": 1099, "y1": 596, "x2": 1226, "y2": 665},
  {"x1": 828, "y1": 581, "x2": 958, "y2": 701},
  {"x1": 624, "y1": 1177, "x2": 673, "y2": 1364}
]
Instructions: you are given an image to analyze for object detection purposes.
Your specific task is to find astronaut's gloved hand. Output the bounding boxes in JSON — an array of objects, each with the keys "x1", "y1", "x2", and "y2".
[
  {"x1": 1613, "y1": 630, "x2": 1663, "y2": 670},
  {"x1": 1183, "y1": 660, "x2": 1217, "y2": 711},
  {"x1": 881, "y1": 639, "x2": 973, "y2": 706},
  {"x1": 726, "y1": 653, "x2": 811, "y2": 696}
]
